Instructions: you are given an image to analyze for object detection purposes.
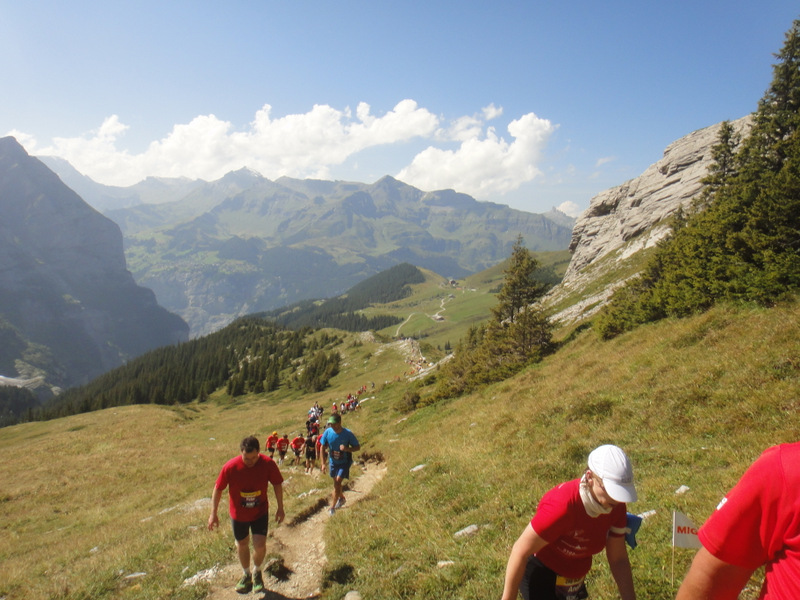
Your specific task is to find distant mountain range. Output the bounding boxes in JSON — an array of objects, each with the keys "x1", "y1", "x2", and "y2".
[
  {"x1": 0, "y1": 112, "x2": 751, "y2": 421},
  {"x1": 0, "y1": 137, "x2": 189, "y2": 400},
  {"x1": 41, "y1": 157, "x2": 575, "y2": 336}
]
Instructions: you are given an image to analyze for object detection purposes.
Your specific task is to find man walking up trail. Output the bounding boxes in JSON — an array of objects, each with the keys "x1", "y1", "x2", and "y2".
[
  {"x1": 276, "y1": 434, "x2": 290, "y2": 465},
  {"x1": 208, "y1": 436, "x2": 285, "y2": 594},
  {"x1": 319, "y1": 413, "x2": 360, "y2": 515},
  {"x1": 291, "y1": 433, "x2": 306, "y2": 466},
  {"x1": 265, "y1": 431, "x2": 279, "y2": 458},
  {"x1": 304, "y1": 431, "x2": 317, "y2": 474}
]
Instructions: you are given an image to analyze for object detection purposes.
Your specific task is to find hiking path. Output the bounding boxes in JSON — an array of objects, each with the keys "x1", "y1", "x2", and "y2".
[{"x1": 203, "y1": 459, "x2": 387, "y2": 600}]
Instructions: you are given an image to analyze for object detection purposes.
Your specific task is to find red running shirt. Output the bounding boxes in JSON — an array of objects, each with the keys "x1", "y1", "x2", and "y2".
[
  {"x1": 531, "y1": 478, "x2": 627, "y2": 578},
  {"x1": 699, "y1": 442, "x2": 800, "y2": 600},
  {"x1": 214, "y1": 454, "x2": 283, "y2": 522}
]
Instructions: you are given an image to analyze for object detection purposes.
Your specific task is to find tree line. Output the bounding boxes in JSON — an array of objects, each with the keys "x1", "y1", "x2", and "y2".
[
  {"x1": 22, "y1": 319, "x2": 343, "y2": 423},
  {"x1": 261, "y1": 262, "x2": 424, "y2": 330}
]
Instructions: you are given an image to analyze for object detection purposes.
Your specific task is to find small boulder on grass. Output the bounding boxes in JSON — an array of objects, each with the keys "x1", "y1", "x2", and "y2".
[{"x1": 454, "y1": 524, "x2": 479, "y2": 538}]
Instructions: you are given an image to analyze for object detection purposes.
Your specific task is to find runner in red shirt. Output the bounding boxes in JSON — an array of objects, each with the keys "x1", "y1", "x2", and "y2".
[
  {"x1": 501, "y1": 445, "x2": 637, "y2": 600},
  {"x1": 208, "y1": 436, "x2": 284, "y2": 594},
  {"x1": 677, "y1": 441, "x2": 800, "y2": 600},
  {"x1": 276, "y1": 434, "x2": 290, "y2": 465},
  {"x1": 265, "y1": 431, "x2": 279, "y2": 458},
  {"x1": 290, "y1": 434, "x2": 306, "y2": 466}
]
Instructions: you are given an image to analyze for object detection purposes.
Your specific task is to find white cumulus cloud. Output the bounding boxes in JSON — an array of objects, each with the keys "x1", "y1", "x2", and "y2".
[
  {"x1": 13, "y1": 100, "x2": 557, "y2": 203},
  {"x1": 397, "y1": 112, "x2": 556, "y2": 199},
  {"x1": 23, "y1": 100, "x2": 440, "y2": 186},
  {"x1": 482, "y1": 103, "x2": 503, "y2": 120},
  {"x1": 556, "y1": 201, "x2": 583, "y2": 218}
]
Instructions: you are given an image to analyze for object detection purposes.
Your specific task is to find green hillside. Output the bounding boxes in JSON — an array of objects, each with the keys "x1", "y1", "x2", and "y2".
[{"x1": 2, "y1": 294, "x2": 798, "y2": 599}]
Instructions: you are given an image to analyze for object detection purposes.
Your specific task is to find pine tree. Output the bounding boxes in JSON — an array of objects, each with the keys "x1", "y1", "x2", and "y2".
[
  {"x1": 491, "y1": 235, "x2": 548, "y2": 323},
  {"x1": 744, "y1": 18, "x2": 800, "y2": 174}
]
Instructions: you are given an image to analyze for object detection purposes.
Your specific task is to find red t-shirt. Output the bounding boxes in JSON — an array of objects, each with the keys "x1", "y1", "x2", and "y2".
[
  {"x1": 266, "y1": 435, "x2": 279, "y2": 449},
  {"x1": 531, "y1": 478, "x2": 628, "y2": 578},
  {"x1": 291, "y1": 436, "x2": 305, "y2": 450},
  {"x1": 277, "y1": 438, "x2": 290, "y2": 452},
  {"x1": 214, "y1": 454, "x2": 283, "y2": 522},
  {"x1": 698, "y1": 442, "x2": 800, "y2": 599}
]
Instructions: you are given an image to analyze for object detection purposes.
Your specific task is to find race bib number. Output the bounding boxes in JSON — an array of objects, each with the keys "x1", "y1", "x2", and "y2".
[
  {"x1": 331, "y1": 450, "x2": 343, "y2": 460},
  {"x1": 554, "y1": 575, "x2": 587, "y2": 600},
  {"x1": 239, "y1": 490, "x2": 261, "y2": 509}
]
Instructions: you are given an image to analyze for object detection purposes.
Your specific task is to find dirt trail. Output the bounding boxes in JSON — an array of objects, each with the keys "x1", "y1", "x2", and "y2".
[{"x1": 204, "y1": 460, "x2": 387, "y2": 600}]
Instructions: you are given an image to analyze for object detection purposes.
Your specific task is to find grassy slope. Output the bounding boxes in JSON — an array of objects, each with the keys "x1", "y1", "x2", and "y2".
[
  {"x1": 366, "y1": 250, "x2": 570, "y2": 352},
  {"x1": 2, "y1": 279, "x2": 798, "y2": 599},
  {"x1": 327, "y1": 300, "x2": 799, "y2": 600}
]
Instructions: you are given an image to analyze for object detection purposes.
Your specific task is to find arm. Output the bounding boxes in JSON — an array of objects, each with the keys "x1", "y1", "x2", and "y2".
[
  {"x1": 320, "y1": 433, "x2": 329, "y2": 463},
  {"x1": 272, "y1": 482, "x2": 285, "y2": 523},
  {"x1": 501, "y1": 524, "x2": 549, "y2": 600},
  {"x1": 341, "y1": 440, "x2": 361, "y2": 453},
  {"x1": 341, "y1": 431, "x2": 360, "y2": 453},
  {"x1": 207, "y1": 486, "x2": 223, "y2": 530},
  {"x1": 675, "y1": 547, "x2": 755, "y2": 600},
  {"x1": 605, "y1": 534, "x2": 636, "y2": 600}
]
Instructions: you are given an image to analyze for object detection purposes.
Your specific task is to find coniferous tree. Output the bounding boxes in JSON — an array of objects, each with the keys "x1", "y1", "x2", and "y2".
[
  {"x1": 431, "y1": 238, "x2": 555, "y2": 402},
  {"x1": 597, "y1": 18, "x2": 800, "y2": 338},
  {"x1": 492, "y1": 235, "x2": 548, "y2": 323}
]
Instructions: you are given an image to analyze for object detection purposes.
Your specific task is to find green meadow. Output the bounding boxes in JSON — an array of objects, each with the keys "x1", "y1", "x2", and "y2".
[{"x1": 2, "y1": 288, "x2": 798, "y2": 599}]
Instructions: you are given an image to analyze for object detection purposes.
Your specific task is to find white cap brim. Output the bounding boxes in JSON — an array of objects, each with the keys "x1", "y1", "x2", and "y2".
[{"x1": 604, "y1": 479, "x2": 637, "y2": 503}]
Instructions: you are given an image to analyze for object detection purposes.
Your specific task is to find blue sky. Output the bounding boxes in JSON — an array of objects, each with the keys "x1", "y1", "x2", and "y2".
[{"x1": 2, "y1": 1, "x2": 797, "y2": 216}]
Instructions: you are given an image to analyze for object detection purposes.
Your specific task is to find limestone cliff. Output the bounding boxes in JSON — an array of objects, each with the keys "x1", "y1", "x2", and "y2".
[{"x1": 545, "y1": 117, "x2": 751, "y2": 323}]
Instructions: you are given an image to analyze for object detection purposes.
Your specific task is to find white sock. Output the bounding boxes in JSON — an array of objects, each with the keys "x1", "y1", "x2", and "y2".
[
  {"x1": 253, "y1": 563, "x2": 262, "y2": 575},
  {"x1": 243, "y1": 567, "x2": 250, "y2": 576}
]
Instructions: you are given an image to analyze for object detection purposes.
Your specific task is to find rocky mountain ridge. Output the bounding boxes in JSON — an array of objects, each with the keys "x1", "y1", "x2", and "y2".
[
  {"x1": 0, "y1": 137, "x2": 189, "y2": 398},
  {"x1": 42, "y1": 165, "x2": 575, "y2": 336},
  {"x1": 544, "y1": 116, "x2": 751, "y2": 323}
]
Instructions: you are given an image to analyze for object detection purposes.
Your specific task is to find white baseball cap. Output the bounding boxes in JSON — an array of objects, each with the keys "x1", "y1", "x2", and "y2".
[{"x1": 588, "y1": 444, "x2": 637, "y2": 503}]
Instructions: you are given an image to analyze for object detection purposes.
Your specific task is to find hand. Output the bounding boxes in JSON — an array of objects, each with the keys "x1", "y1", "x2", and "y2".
[
  {"x1": 340, "y1": 444, "x2": 346, "y2": 451},
  {"x1": 207, "y1": 513, "x2": 219, "y2": 531},
  {"x1": 275, "y1": 507, "x2": 285, "y2": 524}
]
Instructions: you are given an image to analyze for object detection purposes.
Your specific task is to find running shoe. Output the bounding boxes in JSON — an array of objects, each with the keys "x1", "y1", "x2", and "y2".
[
  {"x1": 335, "y1": 496, "x2": 347, "y2": 509},
  {"x1": 329, "y1": 507, "x2": 336, "y2": 516},
  {"x1": 252, "y1": 570, "x2": 265, "y2": 594},
  {"x1": 235, "y1": 573, "x2": 252, "y2": 594}
]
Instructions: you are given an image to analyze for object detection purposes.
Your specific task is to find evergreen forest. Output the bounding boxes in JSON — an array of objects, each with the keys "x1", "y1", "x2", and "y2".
[{"x1": 261, "y1": 262, "x2": 424, "y2": 330}]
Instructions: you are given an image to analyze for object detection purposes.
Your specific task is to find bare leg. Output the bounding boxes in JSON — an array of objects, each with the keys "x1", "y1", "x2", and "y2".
[
  {"x1": 252, "y1": 534, "x2": 267, "y2": 570},
  {"x1": 332, "y1": 476, "x2": 344, "y2": 506},
  {"x1": 236, "y1": 536, "x2": 251, "y2": 570}
]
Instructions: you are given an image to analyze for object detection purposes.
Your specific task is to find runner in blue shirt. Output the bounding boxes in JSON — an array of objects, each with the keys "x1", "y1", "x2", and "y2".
[{"x1": 319, "y1": 413, "x2": 360, "y2": 515}]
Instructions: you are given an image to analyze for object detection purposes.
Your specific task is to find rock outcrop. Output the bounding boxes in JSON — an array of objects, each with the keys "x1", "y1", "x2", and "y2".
[
  {"x1": 546, "y1": 117, "x2": 751, "y2": 323},
  {"x1": 0, "y1": 137, "x2": 189, "y2": 395}
]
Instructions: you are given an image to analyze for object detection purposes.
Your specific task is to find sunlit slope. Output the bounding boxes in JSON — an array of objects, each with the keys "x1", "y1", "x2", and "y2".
[
  {"x1": 367, "y1": 249, "x2": 570, "y2": 350},
  {"x1": 3, "y1": 292, "x2": 798, "y2": 599}
]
